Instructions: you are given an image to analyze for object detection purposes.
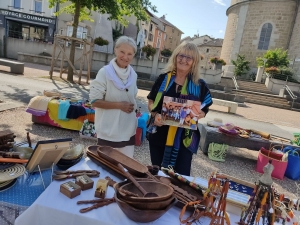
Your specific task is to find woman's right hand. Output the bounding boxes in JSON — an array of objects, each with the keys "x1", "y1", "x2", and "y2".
[
  {"x1": 120, "y1": 101, "x2": 134, "y2": 114},
  {"x1": 154, "y1": 113, "x2": 164, "y2": 127}
]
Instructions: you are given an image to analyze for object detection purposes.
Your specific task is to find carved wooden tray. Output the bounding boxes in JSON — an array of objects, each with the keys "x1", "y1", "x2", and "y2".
[
  {"x1": 97, "y1": 146, "x2": 148, "y2": 177},
  {"x1": 86, "y1": 146, "x2": 125, "y2": 177}
]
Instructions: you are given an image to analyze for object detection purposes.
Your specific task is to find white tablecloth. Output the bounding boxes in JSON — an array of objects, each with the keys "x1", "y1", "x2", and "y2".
[{"x1": 15, "y1": 158, "x2": 242, "y2": 225}]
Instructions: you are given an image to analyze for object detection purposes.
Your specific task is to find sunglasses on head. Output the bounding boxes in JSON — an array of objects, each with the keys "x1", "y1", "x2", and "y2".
[{"x1": 177, "y1": 54, "x2": 193, "y2": 62}]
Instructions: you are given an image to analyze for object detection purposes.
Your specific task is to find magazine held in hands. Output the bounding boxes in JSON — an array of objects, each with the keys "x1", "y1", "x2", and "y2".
[{"x1": 161, "y1": 96, "x2": 204, "y2": 130}]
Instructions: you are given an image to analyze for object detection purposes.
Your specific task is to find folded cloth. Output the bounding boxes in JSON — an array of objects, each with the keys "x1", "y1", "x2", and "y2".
[
  {"x1": 66, "y1": 104, "x2": 87, "y2": 119},
  {"x1": 26, "y1": 96, "x2": 52, "y2": 116},
  {"x1": 58, "y1": 100, "x2": 70, "y2": 120}
]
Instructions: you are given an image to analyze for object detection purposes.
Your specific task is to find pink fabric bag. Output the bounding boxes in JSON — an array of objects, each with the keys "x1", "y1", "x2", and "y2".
[{"x1": 256, "y1": 145, "x2": 288, "y2": 180}]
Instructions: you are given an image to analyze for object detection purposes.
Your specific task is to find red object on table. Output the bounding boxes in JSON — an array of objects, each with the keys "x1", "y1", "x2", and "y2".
[{"x1": 135, "y1": 128, "x2": 142, "y2": 146}]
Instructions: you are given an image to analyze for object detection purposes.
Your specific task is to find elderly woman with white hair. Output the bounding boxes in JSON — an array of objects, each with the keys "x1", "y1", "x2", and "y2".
[{"x1": 89, "y1": 36, "x2": 138, "y2": 158}]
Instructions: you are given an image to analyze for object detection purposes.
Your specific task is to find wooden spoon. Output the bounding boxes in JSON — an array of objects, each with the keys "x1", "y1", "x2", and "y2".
[{"x1": 117, "y1": 163, "x2": 158, "y2": 198}]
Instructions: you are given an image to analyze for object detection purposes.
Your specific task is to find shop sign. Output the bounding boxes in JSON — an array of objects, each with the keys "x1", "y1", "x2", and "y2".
[{"x1": 0, "y1": 9, "x2": 55, "y2": 25}]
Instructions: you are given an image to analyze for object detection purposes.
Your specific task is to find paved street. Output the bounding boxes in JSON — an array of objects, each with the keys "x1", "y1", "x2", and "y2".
[
  {"x1": 1, "y1": 69, "x2": 300, "y2": 199},
  {"x1": 1, "y1": 71, "x2": 299, "y2": 140}
]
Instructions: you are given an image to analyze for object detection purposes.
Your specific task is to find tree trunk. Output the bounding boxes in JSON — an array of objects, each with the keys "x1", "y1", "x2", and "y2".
[{"x1": 67, "y1": 1, "x2": 81, "y2": 82}]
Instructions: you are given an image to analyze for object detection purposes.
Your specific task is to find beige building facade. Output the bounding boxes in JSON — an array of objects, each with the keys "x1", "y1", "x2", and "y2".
[
  {"x1": 159, "y1": 15, "x2": 183, "y2": 52},
  {"x1": 221, "y1": 0, "x2": 299, "y2": 77}
]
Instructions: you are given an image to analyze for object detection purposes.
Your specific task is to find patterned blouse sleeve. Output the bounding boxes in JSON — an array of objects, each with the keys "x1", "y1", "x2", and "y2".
[{"x1": 147, "y1": 74, "x2": 166, "y2": 101}]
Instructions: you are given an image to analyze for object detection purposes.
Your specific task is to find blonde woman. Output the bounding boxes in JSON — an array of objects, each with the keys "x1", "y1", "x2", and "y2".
[{"x1": 147, "y1": 42, "x2": 213, "y2": 175}]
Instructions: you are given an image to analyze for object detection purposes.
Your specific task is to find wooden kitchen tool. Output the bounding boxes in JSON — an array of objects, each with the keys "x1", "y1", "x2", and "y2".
[{"x1": 117, "y1": 163, "x2": 158, "y2": 198}]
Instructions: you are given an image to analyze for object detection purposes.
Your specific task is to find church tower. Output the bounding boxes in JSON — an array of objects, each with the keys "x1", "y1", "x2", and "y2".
[{"x1": 220, "y1": 0, "x2": 297, "y2": 70}]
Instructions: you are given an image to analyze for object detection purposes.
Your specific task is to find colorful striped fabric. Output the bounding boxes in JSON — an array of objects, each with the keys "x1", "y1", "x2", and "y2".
[{"x1": 152, "y1": 72, "x2": 213, "y2": 168}]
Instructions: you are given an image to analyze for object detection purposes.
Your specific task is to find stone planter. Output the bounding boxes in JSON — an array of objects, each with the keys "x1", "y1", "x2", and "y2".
[{"x1": 212, "y1": 63, "x2": 223, "y2": 70}]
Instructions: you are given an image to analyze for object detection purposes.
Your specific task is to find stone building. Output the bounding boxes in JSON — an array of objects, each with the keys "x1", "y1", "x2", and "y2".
[
  {"x1": 221, "y1": 0, "x2": 300, "y2": 79},
  {"x1": 159, "y1": 15, "x2": 183, "y2": 52},
  {"x1": 181, "y1": 34, "x2": 213, "y2": 46},
  {"x1": 198, "y1": 39, "x2": 223, "y2": 69},
  {"x1": 0, "y1": 0, "x2": 56, "y2": 43}
]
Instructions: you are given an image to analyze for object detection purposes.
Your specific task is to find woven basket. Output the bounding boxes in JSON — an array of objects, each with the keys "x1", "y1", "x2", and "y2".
[
  {"x1": 43, "y1": 90, "x2": 62, "y2": 97},
  {"x1": 0, "y1": 164, "x2": 26, "y2": 182}
]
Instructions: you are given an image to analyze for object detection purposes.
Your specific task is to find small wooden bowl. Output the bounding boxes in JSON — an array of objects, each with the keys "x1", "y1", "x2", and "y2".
[
  {"x1": 118, "y1": 181, "x2": 173, "y2": 202},
  {"x1": 114, "y1": 192, "x2": 177, "y2": 223},
  {"x1": 118, "y1": 193, "x2": 176, "y2": 210}
]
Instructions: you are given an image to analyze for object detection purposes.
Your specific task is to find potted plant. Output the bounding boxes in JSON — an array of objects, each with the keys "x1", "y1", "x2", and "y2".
[
  {"x1": 210, "y1": 57, "x2": 226, "y2": 70},
  {"x1": 94, "y1": 37, "x2": 109, "y2": 46},
  {"x1": 142, "y1": 45, "x2": 156, "y2": 59},
  {"x1": 161, "y1": 49, "x2": 172, "y2": 57}
]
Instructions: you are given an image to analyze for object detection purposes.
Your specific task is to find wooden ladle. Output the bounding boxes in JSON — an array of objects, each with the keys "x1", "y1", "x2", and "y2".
[{"x1": 117, "y1": 163, "x2": 158, "y2": 198}]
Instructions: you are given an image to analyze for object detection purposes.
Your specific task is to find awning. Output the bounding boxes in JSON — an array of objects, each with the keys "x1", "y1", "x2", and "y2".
[{"x1": 6, "y1": 17, "x2": 49, "y2": 27}]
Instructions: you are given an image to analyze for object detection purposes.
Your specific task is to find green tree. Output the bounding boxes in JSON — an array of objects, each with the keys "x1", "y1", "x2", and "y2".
[
  {"x1": 231, "y1": 54, "x2": 250, "y2": 77},
  {"x1": 49, "y1": 0, "x2": 157, "y2": 82},
  {"x1": 112, "y1": 22, "x2": 123, "y2": 41},
  {"x1": 142, "y1": 44, "x2": 156, "y2": 59},
  {"x1": 256, "y1": 48, "x2": 289, "y2": 68}
]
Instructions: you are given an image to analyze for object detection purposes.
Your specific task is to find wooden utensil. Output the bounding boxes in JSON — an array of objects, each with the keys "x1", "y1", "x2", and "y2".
[
  {"x1": 160, "y1": 177, "x2": 197, "y2": 201},
  {"x1": 54, "y1": 170, "x2": 100, "y2": 175},
  {"x1": 117, "y1": 163, "x2": 158, "y2": 198},
  {"x1": 0, "y1": 158, "x2": 28, "y2": 164},
  {"x1": 52, "y1": 172, "x2": 100, "y2": 180}
]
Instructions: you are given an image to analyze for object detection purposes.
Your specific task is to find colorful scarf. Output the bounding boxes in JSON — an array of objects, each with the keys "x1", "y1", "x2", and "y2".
[{"x1": 152, "y1": 71, "x2": 212, "y2": 168}]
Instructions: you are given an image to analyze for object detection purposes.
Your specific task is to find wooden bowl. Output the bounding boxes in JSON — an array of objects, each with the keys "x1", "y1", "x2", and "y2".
[
  {"x1": 118, "y1": 193, "x2": 176, "y2": 210},
  {"x1": 97, "y1": 146, "x2": 148, "y2": 177},
  {"x1": 114, "y1": 192, "x2": 177, "y2": 223},
  {"x1": 118, "y1": 181, "x2": 173, "y2": 202}
]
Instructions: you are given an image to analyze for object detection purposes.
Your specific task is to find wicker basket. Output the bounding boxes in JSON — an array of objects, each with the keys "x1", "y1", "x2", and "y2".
[{"x1": 43, "y1": 90, "x2": 62, "y2": 97}]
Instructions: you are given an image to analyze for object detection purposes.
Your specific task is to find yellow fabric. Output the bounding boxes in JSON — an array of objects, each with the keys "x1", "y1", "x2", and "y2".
[
  {"x1": 164, "y1": 72, "x2": 172, "y2": 91},
  {"x1": 152, "y1": 72, "x2": 173, "y2": 110},
  {"x1": 166, "y1": 126, "x2": 178, "y2": 146},
  {"x1": 48, "y1": 100, "x2": 84, "y2": 131}
]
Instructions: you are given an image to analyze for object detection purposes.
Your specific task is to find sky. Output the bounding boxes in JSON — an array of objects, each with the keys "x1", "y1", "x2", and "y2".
[{"x1": 148, "y1": 0, "x2": 231, "y2": 39}]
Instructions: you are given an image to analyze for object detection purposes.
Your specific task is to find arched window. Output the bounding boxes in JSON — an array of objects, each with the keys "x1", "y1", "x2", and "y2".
[{"x1": 258, "y1": 23, "x2": 272, "y2": 50}]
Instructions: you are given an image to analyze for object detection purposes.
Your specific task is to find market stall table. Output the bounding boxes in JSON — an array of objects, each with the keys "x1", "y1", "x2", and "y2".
[
  {"x1": 14, "y1": 158, "x2": 242, "y2": 225},
  {"x1": 30, "y1": 98, "x2": 149, "y2": 145},
  {"x1": 199, "y1": 124, "x2": 294, "y2": 154}
]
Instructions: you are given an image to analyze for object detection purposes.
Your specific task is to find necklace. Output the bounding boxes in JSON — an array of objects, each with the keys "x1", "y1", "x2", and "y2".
[
  {"x1": 118, "y1": 77, "x2": 129, "y2": 92},
  {"x1": 113, "y1": 67, "x2": 129, "y2": 92}
]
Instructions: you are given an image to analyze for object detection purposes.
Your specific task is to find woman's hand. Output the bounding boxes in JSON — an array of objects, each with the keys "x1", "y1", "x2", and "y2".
[
  {"x1": 198, "y1": 110, "x2": 206, "y2": 119},
  {"x1": 120, "y1": 101, "x2": 134, "y2": 114},
  {"x1": 154, "y1": 113, "x2": 164, "y2": 127}
]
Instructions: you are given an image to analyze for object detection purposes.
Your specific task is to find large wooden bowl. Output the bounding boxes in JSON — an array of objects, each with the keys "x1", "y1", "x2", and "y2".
[
  {"x1": 114, "y1": 192, "x2": 177, "y2": 223},
  {"x1": 118, "y1": 181, "x2": 174, "y2": 202},
  {"x1": 119, "y1": 193, "x2": 176, "y2": 210},
  {"x1": 97, "y1": 146, "x2": 148, "y2": 177}
]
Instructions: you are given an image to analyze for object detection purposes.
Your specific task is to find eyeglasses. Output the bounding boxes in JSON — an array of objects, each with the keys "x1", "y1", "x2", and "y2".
[{"x1": 177, "y1": 54, "x2": 193, "y2": 62}]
